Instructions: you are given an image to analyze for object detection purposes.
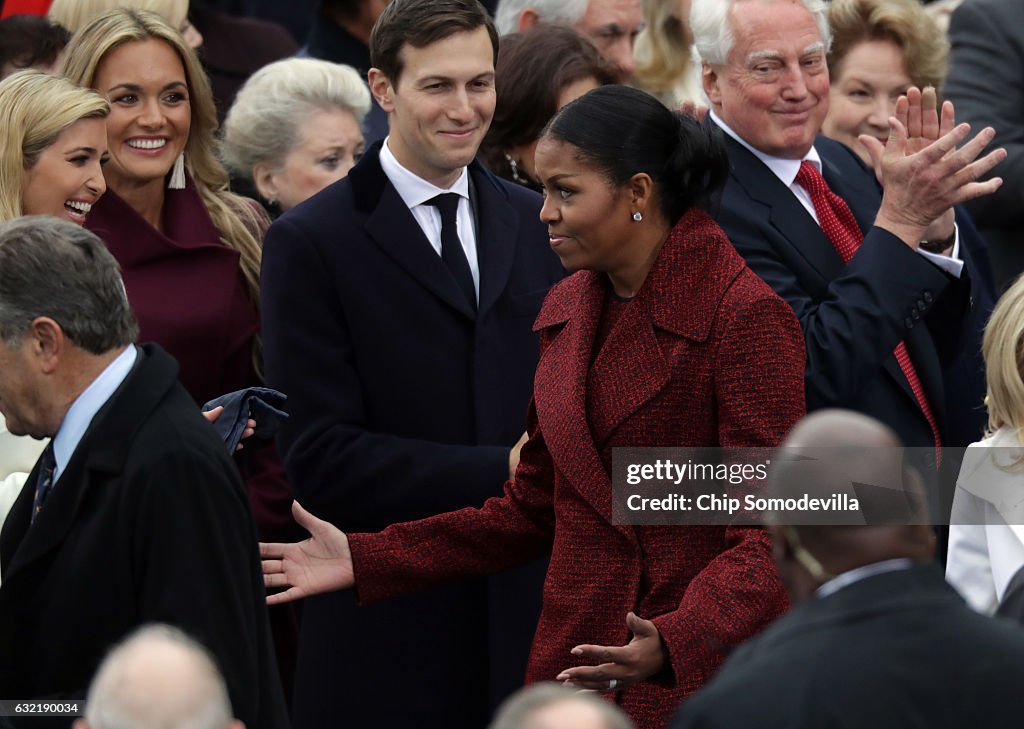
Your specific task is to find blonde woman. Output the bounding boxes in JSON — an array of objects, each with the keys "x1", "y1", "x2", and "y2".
[
  {"x1": 221, "y1": 57, "x2": 370, "y2": 213},
  {"x1": 48, "y1": 0, "x2": 202, "y2": 48},
  {"x1": 947, "y1": 276, "x2": 1024, "y2": 613},
  {"x1": 0, "y1": 70, "x2": 109, "y2": 534},
  {"x1": 60, "y1": 7, "x2": 297, "y2": 693},
  {"x1": 633, "y1": 0, "x2": 702, "y2": 108}
]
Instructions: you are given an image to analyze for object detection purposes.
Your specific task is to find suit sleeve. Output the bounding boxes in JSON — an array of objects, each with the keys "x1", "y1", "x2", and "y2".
[
  {"x1": 130, "y1": 450, "x2": 280, "y2": 729},
  {"x1": 261, "y1": 214, "x2": 510, "y2": 529},
  {"x1": 720, "y1": 198, "x2": 958, "y2": 410},
  {"x1": 946, "y1": 0, "x2": 1024, "y2": 228},
  {"x1": 348, "y1": 398, "x2": 556, "y2": 602},
  {"x1": 652, "y1": 289, "x2": 802, "y2": 686}
]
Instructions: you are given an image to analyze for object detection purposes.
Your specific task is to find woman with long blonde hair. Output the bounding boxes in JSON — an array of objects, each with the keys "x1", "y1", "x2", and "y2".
[
  {"x1": 0, "y1": 70, "x2": 109, "y2": 534},
  {"x1": 48, "y1": 0, "x2": 203, "y2": 47},
  {"x1": 59, "y1": 5, "x2": 297, "y2": 697}
]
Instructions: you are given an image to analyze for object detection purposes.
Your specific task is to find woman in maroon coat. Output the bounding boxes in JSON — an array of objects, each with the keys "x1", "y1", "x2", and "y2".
[
  {"x1": 262, "y1": 86, "x2": 806, "y2": 729},
  {"x1": 59, "y1": 7, "x2": 297, "y2": 698}
]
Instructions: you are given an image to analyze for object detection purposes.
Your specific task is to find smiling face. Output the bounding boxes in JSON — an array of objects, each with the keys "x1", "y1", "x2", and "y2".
[
  {"x1": 22, "y1": 117, "x2": 108, "y2": 224},
  {"x1": 823, "y1": 39, "x2": 910, "y2": 165},
  {"x1": 93, "y1": 38, "x2": 191, "y2": 193},
  {"x1": 704, "y1": 0, "x2": 829, "y2": 159},
  {"x1": 535, "y1": 136, "x2": 635, "y2": 274},
  {"x1": 258, "y1": 107, "x2": 365, "y2": 210},
  {"x1": 370, "y1": 26, "x2": 496, "y2": 189}
]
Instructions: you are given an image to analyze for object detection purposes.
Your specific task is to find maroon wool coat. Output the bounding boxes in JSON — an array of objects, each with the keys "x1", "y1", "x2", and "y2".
[{"x1": 348, "y1": 208, "x2": 806, "y2": 729}]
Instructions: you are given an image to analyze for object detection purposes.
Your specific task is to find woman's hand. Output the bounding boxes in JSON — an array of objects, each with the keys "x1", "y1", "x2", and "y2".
[
  {"x1": 202, "y1": 405, "x2": 256, "y2": 451},
  {"x1": 555, "y1": 612, "x2": 667, "y2": 691},
  {"x1": 260, "y1": 501, "x2": 355, "y2": 604}
]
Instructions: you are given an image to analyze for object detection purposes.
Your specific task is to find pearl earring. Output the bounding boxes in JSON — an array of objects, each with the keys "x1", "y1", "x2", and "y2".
[{"x1": 632, "y1": 211, "x2": 643, "y2": 222}]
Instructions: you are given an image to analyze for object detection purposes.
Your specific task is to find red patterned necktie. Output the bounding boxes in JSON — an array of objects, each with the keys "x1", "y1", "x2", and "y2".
[{"x1": 795, "y1": 161, "x2": 942, "y2": 453}]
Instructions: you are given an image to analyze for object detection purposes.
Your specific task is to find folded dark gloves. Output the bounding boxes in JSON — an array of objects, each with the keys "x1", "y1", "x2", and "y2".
[{"x1": 202, "y1": 387, "x2": 288, "y2": 453}]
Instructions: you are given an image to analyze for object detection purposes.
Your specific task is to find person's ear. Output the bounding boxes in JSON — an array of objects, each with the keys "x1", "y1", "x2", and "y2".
[
  {"x1": 368, "y1": 68, "x2": 395, "y2": 113},
  {"x1": 702, "y1": 61, "x2": 723, "y2": 107},
  {"x1": 518, "y1": 8, "x2": 541, "y2": 31},
  {"x1": 28, "y1": 317, "x2": 64, "y2": 375},
  {"x1": 252, "y1": 163, "x2": 279, "y2": 203},
  {"x1": 628, "y1": 172, "x2": 655, "y2": 217}
]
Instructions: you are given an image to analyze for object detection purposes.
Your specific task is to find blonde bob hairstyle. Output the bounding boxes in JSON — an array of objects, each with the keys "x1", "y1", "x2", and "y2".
[
  {"x1": 221, "y1": 58, "x2": 370, "y2": 187},
  {"x1": 0, "y1": 70, "x2": 109, "y2": 223},
  {"x1": 59, "y1": 8, "x2": 264, "y2": 308},
  {"x1": 983, "y1": 276, "x2": 1024, "y2": 438},
  {"x1": 48, "y1": 0, "x2": 187, "y2": 33},
  {"x1": 633, "y1": 0, "x2": 697, "y2": 107},
  {"x1": 827, "y1": 0, "x2": 948, "y2": 95}
]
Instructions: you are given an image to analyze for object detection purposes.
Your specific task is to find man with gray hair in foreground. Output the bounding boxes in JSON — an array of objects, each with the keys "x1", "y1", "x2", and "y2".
[
  {"x1": 75, "y1": 625, "x2": 243, "y2": 729},
  {"x1": 488, "y1": 683, "x2": 634, "y2": 729},
  {"x1": 0, "y1": 217, "x2": 287, "y2": 729},
  {"x1": 671, "y1": 410, "x2": 1024, "y2": 728}
]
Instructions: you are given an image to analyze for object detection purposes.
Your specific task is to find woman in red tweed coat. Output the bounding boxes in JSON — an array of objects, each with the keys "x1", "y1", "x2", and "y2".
[{"x1": 263, "y1": 87, "x2": 806, "y2": 729}]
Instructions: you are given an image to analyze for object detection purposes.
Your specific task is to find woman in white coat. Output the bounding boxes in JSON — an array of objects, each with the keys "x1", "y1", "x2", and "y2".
[{"x1": 947, "y1": 276, "x2": 1024, "y2": 612}]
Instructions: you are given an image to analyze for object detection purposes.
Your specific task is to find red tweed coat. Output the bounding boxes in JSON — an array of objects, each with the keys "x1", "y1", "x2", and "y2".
[{"x1": 348, "y1": 208, "x2": 806, "y2": 729}]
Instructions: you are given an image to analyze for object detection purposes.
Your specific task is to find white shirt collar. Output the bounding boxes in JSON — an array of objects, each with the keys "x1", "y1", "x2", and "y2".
[
  {"x1": 52, "y1": 344, "x2": 138, "y2": 482},
  {"x1": 379, "y1": 137, "x2": 470, "y2": 208},
  {"x1": 710, "y1": 108, "x2": 822, "y2": 186},
  {"x1": 815, "y1": 558, "x2": 914, "y2": 599}
]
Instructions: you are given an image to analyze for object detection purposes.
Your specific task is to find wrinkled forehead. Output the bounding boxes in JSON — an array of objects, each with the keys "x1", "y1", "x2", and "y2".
[{"x1": 727, "y1": 0, "x2": 825, "y2": 60}]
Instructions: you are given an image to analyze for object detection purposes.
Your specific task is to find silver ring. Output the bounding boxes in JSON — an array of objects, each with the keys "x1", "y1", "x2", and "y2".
[{"x1": 608, "y1": 679, "x2": 618, "y2": 690}]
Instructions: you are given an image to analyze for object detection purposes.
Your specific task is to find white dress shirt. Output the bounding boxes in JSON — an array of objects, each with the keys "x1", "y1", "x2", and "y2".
[
  {"x1": 815, "y1": 558, "x2": 915, "y2": 599},
  {"x1": 710, "y1": 110, "x2": 963, "y2": 277},
  {"x1": 379, "y1": 138, "x2": 480, "y2": 300}
]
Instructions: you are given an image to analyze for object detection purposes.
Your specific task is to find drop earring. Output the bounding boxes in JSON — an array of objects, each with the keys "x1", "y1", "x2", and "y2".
[
  {"x1": 632, "y1": 211, "x2": 643, "y2": 222},
  {"x1": 168, "y1": 153, "x2": 186, "y2": 190}
]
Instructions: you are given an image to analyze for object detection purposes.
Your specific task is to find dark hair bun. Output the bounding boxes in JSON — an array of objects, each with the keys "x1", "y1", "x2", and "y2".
[{"x1": 545, "y1": 85, "x2": 728, "y2": 223}]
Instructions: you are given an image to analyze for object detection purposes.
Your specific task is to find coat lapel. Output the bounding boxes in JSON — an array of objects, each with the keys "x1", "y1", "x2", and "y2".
[
  {"x1": 352, "y1": 142, "x2": 476, "y2": 320},
  {"x1": 532, "y1": 272, "x2": 623, "y2": 525},
  {"x1": 471, "y1": 164, "x2": 518, "y2": 319},
  {"x1": 0, "y1": 346, "x2": 176, "y2": 587}
]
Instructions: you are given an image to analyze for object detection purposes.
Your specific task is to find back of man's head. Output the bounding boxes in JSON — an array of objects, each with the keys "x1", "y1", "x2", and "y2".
[
  {"x1": 767, "y1": 410, "x2": 935, "y2": 600},
  {"x1": 74, "y1": 624, "x2": 242, "y2": 729},
  {"x1": 0, "y1": 215, "x2": 137, "y2": 353},
  {"x1": 493, "y1": 0, "x2": 589, "y2": 36},
  {"x1": 370, "y1": 0, "x2": 498, "y2": 86},
  {"x1": 488, "y1": 683, "x2": 635, "y2": 729}
]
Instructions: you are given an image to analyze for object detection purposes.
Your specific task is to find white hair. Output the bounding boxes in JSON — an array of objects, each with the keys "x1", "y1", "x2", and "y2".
[
  {"x1": 494, "y1": 0, "x2": 590, "y2": 36},
  {"x1": 691, "y1": 0, "x2": 831, "y2": 65},
  {"x1": 220, "y1": 57, "x2": 371, "y2": 182},
  {"x1": 83, "y1": 624, "x2": 234, "y2": 729}
]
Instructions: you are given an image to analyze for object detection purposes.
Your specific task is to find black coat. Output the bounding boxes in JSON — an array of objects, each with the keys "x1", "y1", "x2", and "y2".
[
  {"x1": 672, "y1": 564, "x2": 1024, "y2": 728},
  {"x1": 0, "y1": 344, "x2": 288, "y2": 729},
  {"x1": 261, "y1": 142, "x2": 564, "y2": 728}
]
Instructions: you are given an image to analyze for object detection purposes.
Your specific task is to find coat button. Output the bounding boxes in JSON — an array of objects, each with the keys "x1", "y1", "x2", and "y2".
[
  {"x1": 905, "y1": 317, "x2": 915, "y2": 328},
  {"x1": 923, "y1": 291, "x2": 933, "y2": 303}
]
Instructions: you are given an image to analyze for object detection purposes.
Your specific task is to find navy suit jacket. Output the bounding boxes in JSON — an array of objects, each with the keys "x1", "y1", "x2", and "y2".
[
  {"x1": 714, "y1": 130, "x2": 970, "y2": 450},
  {"x1": 261, "y1": 142, "x2": 564, "y2": 728},
  {"x1": 671, "y1": 564, "x2": 1024, "y2": 728}
]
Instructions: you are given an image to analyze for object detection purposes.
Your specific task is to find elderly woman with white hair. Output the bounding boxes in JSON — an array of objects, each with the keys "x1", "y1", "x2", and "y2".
[{"x1": 221, "y1": 57, "x2": 370, "y2": 213}]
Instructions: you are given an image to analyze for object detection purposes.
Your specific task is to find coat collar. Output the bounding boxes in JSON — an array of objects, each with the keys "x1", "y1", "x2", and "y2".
[
  {"x1": 348, "y1": 141, "x2": 520, "y2": 320},
  {"x1": 531, "y1": 209, "x2": 746, "y2": 522},
  {"x1": 0, "y1": 344, "x2": 179, "y2": 585}
]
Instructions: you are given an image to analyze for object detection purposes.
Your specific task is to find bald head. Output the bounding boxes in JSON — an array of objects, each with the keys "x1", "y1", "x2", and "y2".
[
  {"x1": 75, "y1": 625, "x2": 242, "y2": 729},
  {"x1": 769, "y1": 410, "x2": 935, "y2": 600},
  {"x1": 489, "y1": 683, "x2": 634, "y2": 729}
]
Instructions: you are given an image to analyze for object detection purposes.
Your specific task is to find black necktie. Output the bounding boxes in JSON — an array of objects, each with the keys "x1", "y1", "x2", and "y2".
[
  {"x1": 31, "y1": 442, "x2": 56, "y2": 523},
  {"x1": 426, "y1": 193, "x2": 476, "y2": 312}
]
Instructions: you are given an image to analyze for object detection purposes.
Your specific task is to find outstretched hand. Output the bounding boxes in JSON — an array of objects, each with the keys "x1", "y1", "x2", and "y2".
[
  {"x1": 555, "y1": 612, "x2": 667, "y2": 692},
  {"x1": 260, "y1": 501, "x2": 354, "y2": 605}
]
